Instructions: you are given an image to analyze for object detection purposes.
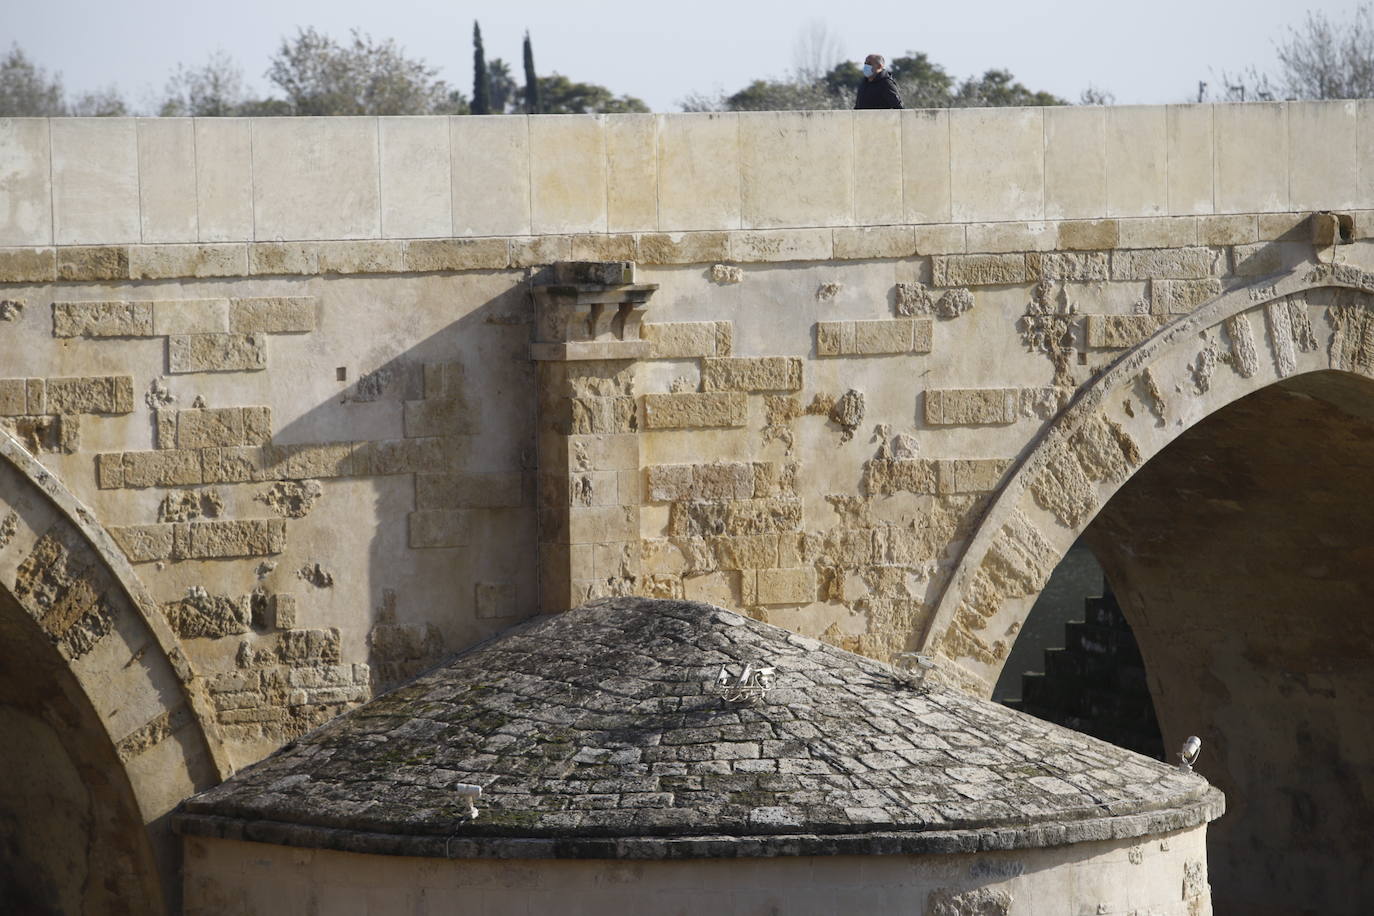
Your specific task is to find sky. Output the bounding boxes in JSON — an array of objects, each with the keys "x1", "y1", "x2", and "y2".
[{"x1": 7, "y1": 0, "x2": 1364, "y2": 112}]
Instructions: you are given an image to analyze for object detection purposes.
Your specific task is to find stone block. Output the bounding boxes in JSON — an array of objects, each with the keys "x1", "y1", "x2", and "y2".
[
  {"x1": 646, "y1": 465, "x2": 693, "y2": 502},
  {"x1": 164, "y1": 593, "x2": 250, "y2": 639},
  {"x1": 657, "y1": 113, "x2": 740, "y2": 231},
  {"x1": 942, "y1": 458, "x2": 1011, "y2": 494},
  {"x1": 241, "y1": 407, "x2": 272, "y2": 445},
  {"x1": 270, "y1": 594, "x2": 297, "y2": 630},
  {"x1": 403, "y1": 398, "x2": 475, "y2": 438},
  {"x1": 137, "y1": 118, "x2": 198, "y2": 243},
  {"x1": 865, "y1": 458, "x2": 939, "y2": 495},
  {"x1": 379, "y1": 116, "x2": 452, "y2": 239},
  {"x1": 1255, "y1": 212, "x2": 1310, "y2": 241},
  {"x1": 271, "y1": 442, "x2": 359, "y2": 480},
  {"x1": 314, "y1": 240, "x2": 405, "y2": 274},
  {"x1": 52, "y1": 301, "x2": 155, "y2": 338},
  {"x1": 701, "y1": 357, "x2": 802, "y2": 392},
  {"x1": 452, "y1": 116, "x2": 530, "y2": 236},
  {"x1": 932, "y1": 254, "x2": 1027, "y2": 287},
  {"x1": 1085, "y1": 315, "x2": 1161, "y2": 348},
  {"x1": 712, "y1": 535, "x2": 781, "y2": 571},
  {"x1": 692, "y1": 462, "x2": 756, "y2": 500},
  {"x1": 175, "y1": 408, "x2": 245, "y2": 448},
  {"x1": 96, "y1": 453, "x2": 125, "y2": 489},
  {"x1": 184, "y1": 519, "x2": 286, "y2": 559},
  {"x1": 643, "y1": 321, "x2": 731, "y2": 358},
  {"x1": 1289, "y1": 101, "x2": 1358, "y2": 210},
  {"x1": 901, "y1": 109, "x2": 952, "y2": 223},
  {"x1": 530, "y1": 115, "x2": 608, "y2": 234},
  {"x1": 361, "y1": 437, "x2": 445, "y2": 476},
  {"x1": 815, "y1": 322, "x2": 853, "y2": 357},
  {"x1": 1117, "y1": 217, "x2": 1197, "y2": 249},
  {"x1": 1105, "y1": 106, "x2": 1167, "y2": 217},
  {"x1": 247, "y1": 242, "x2": 318, "y2": 275},
  {"x1": 853, "y1": 320, "x2": 914, "y2": 355},
  {"x1": 606, "y1": 113, "x2": 658, "y2": 233},
  {"x1": 668, "y1": 498, "x2": 802, "y2": 538},
  {"x1": 0, "y1": 379, "x2": 26, "y2": 416},
  {"x1": 965, "y1": 222, "x2": 1056, "y2": 254},
  {"x1": 1026, "y1": 251, "x2": 1109, "y2": 282},
  {"x1": 740, "y1": 110, "x2": 852, "y2": 230},
  {"x1": 1110, "y1": 247, "x2": 1221, "y2": 280},
  {"x1": 1198, "y1": 215, "x2": 1257, "y2": 246},
  {"x1": 0, "y1": 118, "x2": 53, "y2": 246},
  {"x1": 57, "y1": 246, "x2": 129, "y2": 281},
  {"x1": 1151, "y1": 279, "x2": 1222, "y2": 315},
  {"x1": 0, "y1": 248, "x2": 56, "y2": 283},
  {"x1": 51, "y1": 118, "x2": 139, "y2": 244},
  {"x1": 1166, "y1": 104, "x2": 1214, "y2": 215},
  {"x1": 201, "y1": 447, "x2": 265, "y2": 484},
  {"x1": 228, "y1": 297, "x2": 316, "y2": 334},
  {"x1": 570, "y1": 234, "x2": 637, "y2": 262},
  {"x1": 636, "y1": 231, "x2": 730, "y2": 265},
  {"x1": 403, "y1": 238, "x2": 509, "y2": 272},
  {"x1": 854, "y1": 110, "x2": 903, "y2": 225},
  {"x1": 728, "y1": 229, "x2": 832, "y2": 263},
  {"x1": 642, "y1": 392, "x2": 746, "y2": 429},
  {"x1": 25, "y1": 379, "x2": 44, "y2": 414},
  {"x1": 110, "y1": 525, "x2": 175, "y2": 563},
  {"x1": 167, "y1": 334, "x2": 267, "y2": 373},
  {"x1": 912, "y1": 224, "x2": 965, "y2": 255},
  {"x1": 950, "y1": 107, "x2": 1043, "y2": 222},
  {"x1": 128, "y1": 243, "x2": 249, "y2": 279},
  {"x1": 252, "y1": 118, "x2": 381, "y2": 240},
  {"x1": 416, "y1": 472, "x2": 524, "y2": 509},
  {"x1": 832, "y1": 226, "x2": 914, "y2": 260},
  {"x1": 122, "y1": 450, "x2": 203, "y2": 488},
  {"x1": 1231, "y1": 242, "x2": 1286, "y2": 277},
  {"x1": 756, "y1": 567, "x2": 816, "y2": 606},
  {"x1": 1044, "y1": 106, "x2": 1106, "y2": 220},
  {"x1": 195, "y1": 119, "x2": 254, "y2": 242},
  {"x1": 1215, "y1": 103, "x2": 1288, "y2": 214},
  {"x1": 46, "y1": 376, "x2": 134, "y2": 415},
  {"x1": 566, "y1": 505, "x2": 636, "y2": 545},
  {"x1": 1057, "y1": 219, "x2": 1119, "y2": 251},
  {"x1": 509, "y1": 235, "x2": 572, "y2": 268},
  {"x1": 924, "y1": 388, "x2": 1017, "y2": 426},
  {"x1": 153, "y1": 299, "x2": 230, "y2": 335}
]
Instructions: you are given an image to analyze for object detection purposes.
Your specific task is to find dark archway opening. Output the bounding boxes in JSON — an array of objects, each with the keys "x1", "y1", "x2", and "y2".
[
  {"x1": 0, "y1": 587, "x2": 163, "y2": 915},
  {"x1": 1002, "y1": 370, "x2": 1374, "y2": 916}
]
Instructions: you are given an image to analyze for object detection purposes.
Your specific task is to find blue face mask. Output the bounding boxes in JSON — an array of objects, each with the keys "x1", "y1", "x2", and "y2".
[{"x1": 862, "y1": 64, "x2": 874, "y2": 78}]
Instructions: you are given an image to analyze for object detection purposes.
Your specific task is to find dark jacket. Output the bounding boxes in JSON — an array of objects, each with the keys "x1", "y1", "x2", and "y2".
[{"x1": 855, "y1": 71, "x2": 903, "y2": 110}]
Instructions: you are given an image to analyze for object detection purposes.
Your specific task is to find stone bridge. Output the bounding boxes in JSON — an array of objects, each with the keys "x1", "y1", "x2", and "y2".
[{"x1": 0, "y1": 101, "x2": 1370, "y2": 913}]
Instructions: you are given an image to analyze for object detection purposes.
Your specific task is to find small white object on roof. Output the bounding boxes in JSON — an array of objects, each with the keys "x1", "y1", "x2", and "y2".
[
  {"x1": 453, "y1": 782, "x2": 482, "y2": 819},
  {"x1": 1177, "y1": 736, "x2": 1202, "y2": 773},
  {"x1": 715, "y1": 662, "x2": 775, "y2": 704}
]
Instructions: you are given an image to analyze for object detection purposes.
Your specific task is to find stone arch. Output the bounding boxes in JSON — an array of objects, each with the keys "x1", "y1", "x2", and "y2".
[
  {"x1": 0, "y1": 430, "x2": 231, "y2": 913},
  {"x1": 920, "y1": 260, "x2": 1374, "y2": 690},
  {"x1": 919, "y1": 259, "x2": 1374, "y2": 914}
]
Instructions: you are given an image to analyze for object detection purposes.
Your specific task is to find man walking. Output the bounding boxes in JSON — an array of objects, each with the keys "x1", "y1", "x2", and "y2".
[{"x1": 855, "y1": 54, "x2": 903, "y2": 109}]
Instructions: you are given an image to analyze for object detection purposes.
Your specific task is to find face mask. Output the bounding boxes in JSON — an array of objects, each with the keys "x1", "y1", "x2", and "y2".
[{"x1": 862, "y1": 64, "x2": 874, "y2": 77}]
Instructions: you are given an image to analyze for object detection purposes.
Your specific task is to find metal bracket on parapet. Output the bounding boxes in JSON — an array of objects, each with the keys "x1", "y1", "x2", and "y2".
[{"x1": 530, "y1": 261, "x2": 658, "y2": 362}]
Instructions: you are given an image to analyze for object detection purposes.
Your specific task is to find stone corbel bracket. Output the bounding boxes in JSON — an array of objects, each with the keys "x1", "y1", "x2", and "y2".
[{"x1": 531, "y1": 261, "x2": 657, "y2": 362}]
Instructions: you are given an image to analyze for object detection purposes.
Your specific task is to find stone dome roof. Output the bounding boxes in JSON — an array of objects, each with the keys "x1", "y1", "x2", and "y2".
[{"x1": 174, "y1": 598, "x2": 1222, "y2": 859}]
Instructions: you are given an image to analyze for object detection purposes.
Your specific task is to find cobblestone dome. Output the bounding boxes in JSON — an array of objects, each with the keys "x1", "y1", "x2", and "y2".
[{"x1": 174, "y1": 597, "x2": 1221, "y2": 860}]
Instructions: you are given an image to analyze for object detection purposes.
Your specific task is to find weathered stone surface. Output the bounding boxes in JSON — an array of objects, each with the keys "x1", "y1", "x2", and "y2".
[
  {"x1": 668, "y1": 498, "x2": 803, "y2": 537},
  {"x1": 128, "y1": 243, "x2": 248, "y2": 280},
  {"x1": 1026, "y1": 251, "x2": 1109, "y2": 281},
  {"x1": 755, "y1": 567, "x2": 817, "y2": 605},
  {"x1": 816, "y1": 320, "x2": 931, "y2": 357},
  {"x1": 416, "y1": 472, "x2": 524, "y2": 509},
  {"x1": 832, "y1": 226, "x2": 914, "y2": 260},
  {"x1": 1057, "y1": 219, "x2": 1118, "y2": 250},
  {"x1": 52, "y1": 301, "x2": 155, "y2": 338},
  {"x1": 0, "y1": 379, "x2": 27, "y2": 416},
  {"x1": 44, "y1": 376, "x2": 134, "y2": 415},
  {"x1": 56, "y1": 246, "x2": 129, "y2": 281},
  {"x1": 642, "y1": 321, "x2": 732, "y2": 359},
  {"x1": 117, "y1": 449, "x2": 202, "y2": 487},
  {"x1": 636, "y1": 232, "x2": 730, "y2": 265},
  {"x1": 184, "y1": 519, "x2": 287, "y2": 559},
  {"x1": 110, "y1": 524, "x2": 175, "y2": 562},
  {"x1": 164, "y1": 591, "x2": 250, "y2": 639},
  {"x1": 176, "y1": 598, "x2": 1220, "y2": 856},
  {"x1": 1110, "y1": 247, "x2": 1221, "y2": 280},
  {"x1": 1151, "y1": 278, "x2": 1222, "y2": 315},
  {"x1": 932, "y1": 254, "x2": 1027, "y2": 287},
  {"x1": 1084, "y1": 315, "x2": 1162, "y2": 349},
  {"x1": 256, "y1": 480, "x2": 323, "y2": 519},
  {"x1": 642, "y1": 392, "x2": 746, "y2": 429},
  {"x1": 228, "y1": 297, "x2": 316, "y2": 334},
  {"x1": 175, "y1": 407, "x2": 246, "y2": 448},
  {"x1": 167, "y1": 333, "x2": 267, "y2": 373},
  {"x1": 0, "y1": 248, "x2": 56, "y2": 283},
  {"x1": 1231, "y1": 242, "x2": 1285, "y2": 277},
  {"x1": 409, "y1": 510, "x2": 469, "y2": 548},
  {"x1": 403, "y1": 398, "x2": 475, "y2": 438},
  {"x1": 925, "y1": 389, "x2": 1018, "y2": 426},
  {"x1": 701, "y1": 357, "x2": 802, "y2": 392},
  {"x1": 403, "y1": 238, "x2": 509, "y2": 272}
]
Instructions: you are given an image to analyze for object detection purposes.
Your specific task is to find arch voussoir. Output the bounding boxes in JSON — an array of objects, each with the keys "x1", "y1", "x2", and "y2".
[{"x1": 919, "y1": 260, "x2": 1374, "y2": 694}]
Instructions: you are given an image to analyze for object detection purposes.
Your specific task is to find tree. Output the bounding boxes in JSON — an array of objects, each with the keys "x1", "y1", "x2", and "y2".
[
  {"x1": 471, "y1": 22, "x2": 490, "y2": 115},
  {"x1": 523, "y1": 31, "x2": 541, "y2": 114},
  {"x1": 537, "y1": 74, "x2": 648, "y2": 114},
  {"x1": 68, "y1": 86, "x2": 127, "y2": 117},
  {"x1": 0, "y1": 44, "x2": 66, "y2": 116},
  {"x1": 792, "y1": 19, "x2": 844, "y2": 84},
  {"x1": 952, "y1": 69, "x2": 1065, "y2": 108},
  {"x1": 160, "y1": 49, "x2": 245, "y2": 117},
  {"x1": 1275, "y1": 4, "x2": 1374, "y2": 99},
  {"x1": 487, "y1": 58, "x2": 518, "y2": 114},
  {"x1": 267, "y1": 27, "x2": 453, "y2": 115}
]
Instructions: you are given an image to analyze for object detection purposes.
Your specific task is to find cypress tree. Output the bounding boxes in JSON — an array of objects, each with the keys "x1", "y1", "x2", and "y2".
[
  {"x1": 522, "y1": 30, "x2": 541, "y2": 114},
  {"x1": 472, "y1": 21, "x2": 490, "y2": 115}
]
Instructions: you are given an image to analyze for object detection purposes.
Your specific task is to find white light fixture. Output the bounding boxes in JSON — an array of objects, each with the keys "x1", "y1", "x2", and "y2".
[
  {"x1": 715, "y1": 663, "x2": 775, "y2": 705},
  {"x1": 891, "y1": 653, "x2": 937, "y2": 693},
  {"x1": 1176, "y1": 736, "x2": 1202, "y2": 773}
]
